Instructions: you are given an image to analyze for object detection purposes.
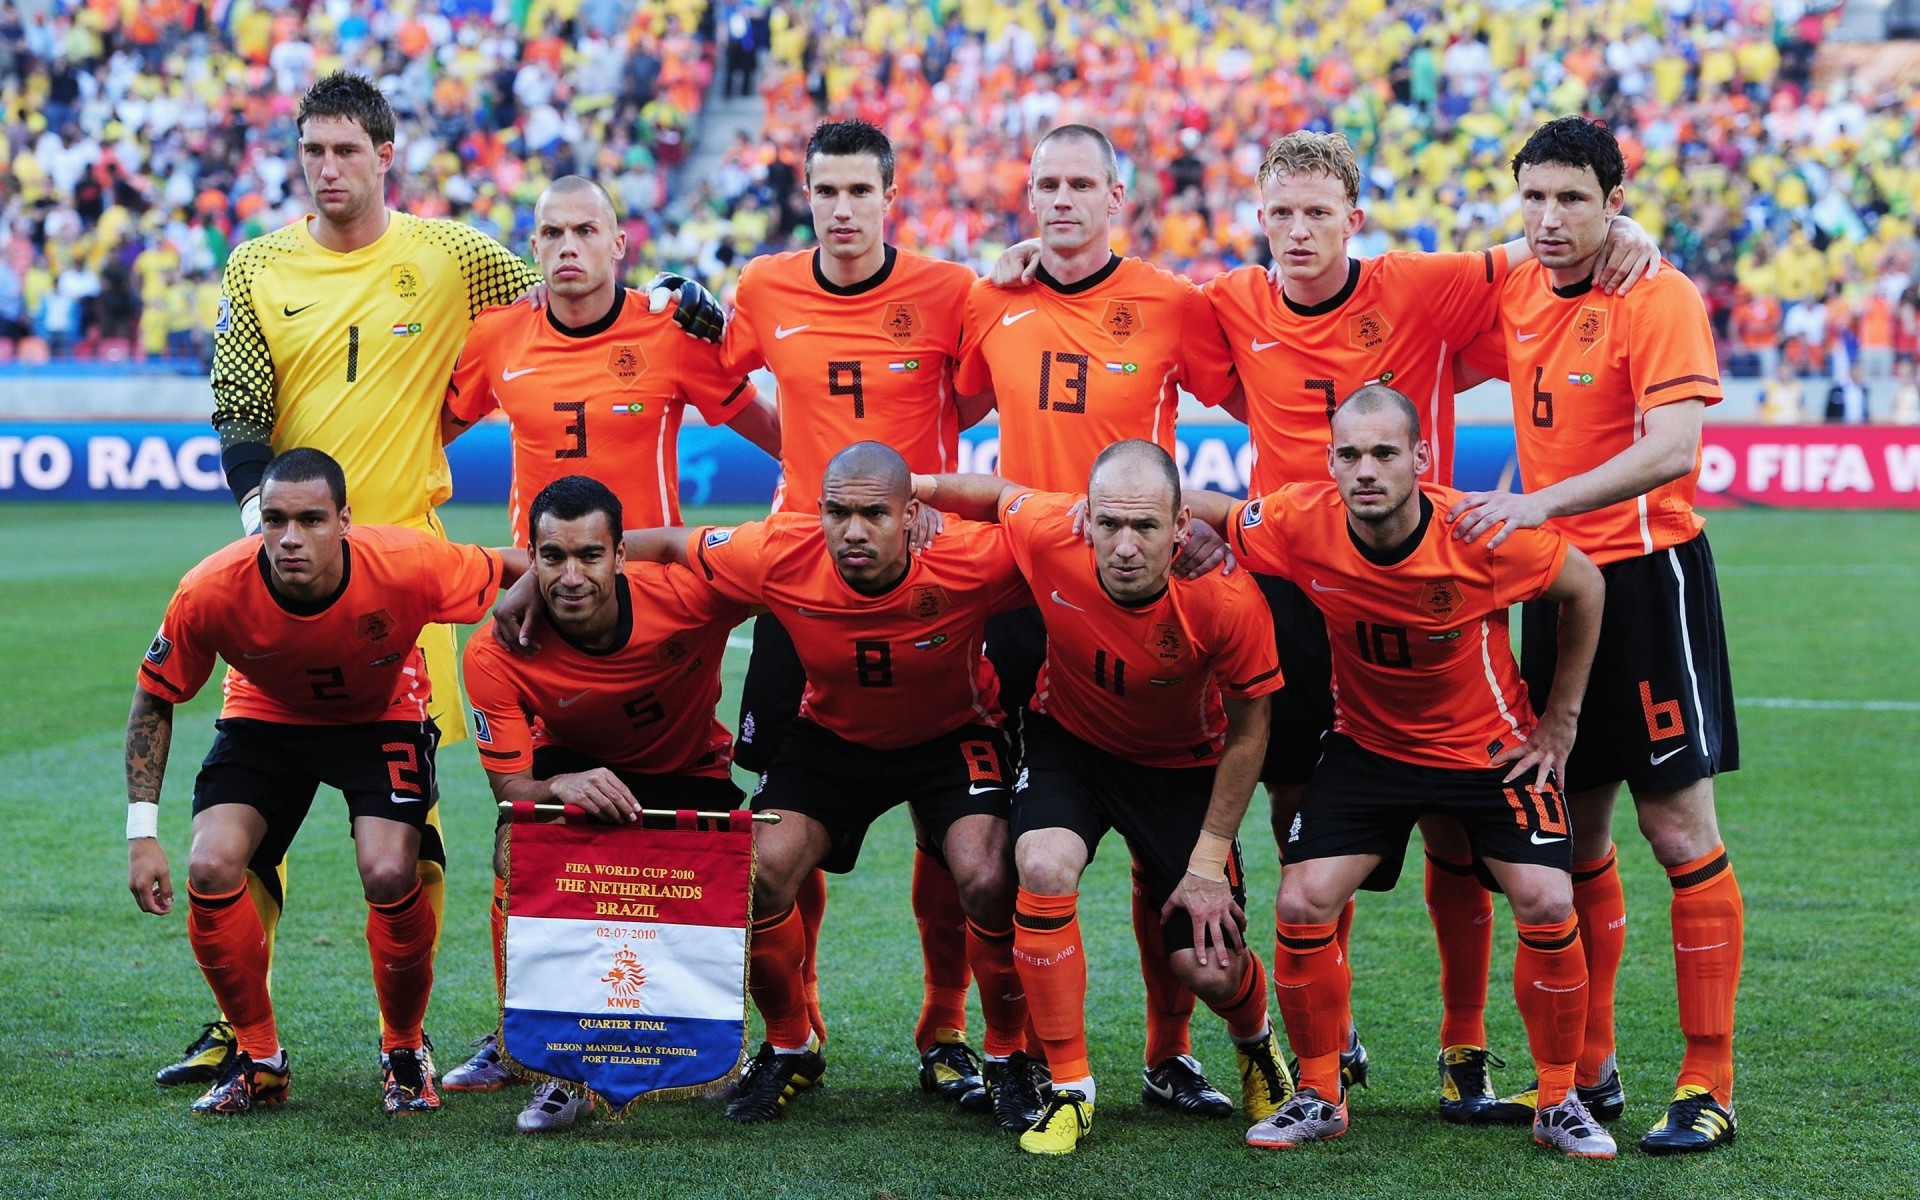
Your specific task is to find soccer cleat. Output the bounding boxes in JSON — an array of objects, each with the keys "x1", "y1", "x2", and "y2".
[
  {"x1": 724, "y1": 1044, "x2": 825, "y2": 1123},
  {"x1": 189, "y1": 1050, "x2": 290, "y2": 1116},
  {"x1": 986, "y1": 1051, "x2": 1048, "y2": 1133},
  {"x1": 725, "y1": 1038, "x2": 826, "y2": 1102},
  {"x1": 1479, "y1": 1079, "x2": 1540, "y2": 1127},
  {"x1": 381, "y1": 1045, "x2": 441, "y2": 1115},
  {"x1": 1288, "y1": 1027, "x2": 1371, "y2": 1093},
  {"x1": 443, "y1": 1032, "x2": 518, "y2": 1092},
  {"x1": 1018, "y1": 1089, "x2": 1094, "y2": 1155},
  {"x1": 918, "y1": 1034, "x2": 985, "y2": 1103},
  {"x1": 1577, "y1": 1053, "x2": 1626, "y2": 1122},
  {"x1": 1143, "y1": 1054, "x2": 1233, "y2": 1118},
  {"x1": 157, "y1": 1020, "x2": 238, "y2": 1087},
  {"x1": 1533, "y1": 1092, "x2": 1619, "y2": 1158},
  {"x1": 1245, "y1": 1087, "x2": 1349, "y2": 1149},
  {"x1": 516, "y1": 1080, "x2": 591, "y2": 1133},
  {"x1": 1437, "y1": 1045, "x2": 1505, "y2": 1123},
  {"x1": 1639, "y1": 1085, "x2": 1736, "y2": 1155},
  {"x1": 1235, "y1": 1032, "x2": 1295, "y2": 1123}
]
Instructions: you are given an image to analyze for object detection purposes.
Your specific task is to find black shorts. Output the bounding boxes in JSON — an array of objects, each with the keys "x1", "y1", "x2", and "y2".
[
  {"x1": 1253, "y1": 573, "x2": 1333, "y2": 787},
  {"x1": 1285, "y1": 734, "x2": 1574, "y2": 890},
  {"x1": 984, "y1": 604, "x2": 1047, "y2": 718},
  {"x1": 1011, "y1": 713, "x2": 1247, "y2": 955},
  {"x1": 750, "y1": 719, "x2": 1013, "y2": 874},
  {"x1": 1522, "y1": 532, "x2": 1739, "y2": 795},
  {"x1": 734, "y1": 613, "x2": 805, "y2": 774},
  {"x1": 192, "y1": 718, "x2": 442, "y2": 873},
  {"x1": 492, "y1": 746, "x2": 745, "y2": 827}
]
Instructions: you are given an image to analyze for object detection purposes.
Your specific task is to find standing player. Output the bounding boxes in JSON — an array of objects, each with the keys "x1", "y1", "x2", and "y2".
[
  {"x1": 462, "y1": 475, "x2": 751, "y2": 1132},
  {"x1": 1178, "y1": 387, "x2": 1611, "y2": 1156},
  {"x1": 124, "y1": 449, "x2": 526, "y2": 1116},
  {"x1": 722, "y1": 120, "x2": 994, "y2": 1103},
  {"x1": 1450, "y1": 117, "x2": 1743, "y2": 1156},
  {"x1": 913, "y1": 441, "x2": 1292, "y2": 1155},
  {"x1": 958, "y1": 123, "x2": 1248, "y2": 1118}
]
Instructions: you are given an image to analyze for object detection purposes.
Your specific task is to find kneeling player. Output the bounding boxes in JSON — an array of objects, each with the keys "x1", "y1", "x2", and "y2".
[
  {"x1": 462, "y1": 475, "x2": 751, "y2": 1131},
  {"x1": 917, "y1": 441, "x2": 1293, "y2": 1156},
  {"x1": 125, "y1": 449, "x2": 525, "y2": 1116},
  {"x1": 1185, "y1": 387, "x2": 1612, "y2": 1156}
]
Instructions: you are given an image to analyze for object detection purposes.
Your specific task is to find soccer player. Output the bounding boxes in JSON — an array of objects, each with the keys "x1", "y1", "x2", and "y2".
[
  {"x1": 124, "y1": 449, "x2": 526, "y2": 1116},
  {"x1": 957, "y1": 123, "x2": 1248, "y2": 1118},
  {"x1": 1450, "y1": 116, "x2": 1744, "y2": 1156},
  {"x1": 1180, "y1": 386, "x2": 1611, "y2": 1156},
  {"x1": 581, "y1": 442, "x2": 1040, "y2": 1130},
  {"x1": 913, "y1": 441, "x2": 1293, "y2": 1156},
  {"x1": 462, "y1": 475, "x2": 750, "y2": 1132},
  {"x1": 722, "y1": 119, "x2": 994, "y2": 1104}
]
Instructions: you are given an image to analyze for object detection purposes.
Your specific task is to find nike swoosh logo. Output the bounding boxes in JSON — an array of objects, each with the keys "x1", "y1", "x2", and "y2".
[
  {"x1": 1250, "y1": 338, "x2": 1283, "y2": 352},
  {"x1": 1516, "y1": 331, "x2": 1539, "y2": 342},
  {"x1": 1676, "y1": 941, "x2": 1730, "y2": 953},
  {"x1": 1532, "y1": 979, "x2": 1586, "y2": 993},
  {"x1": 774, "y1": 324, "x2": 810, "y2": 339},
  {"x1": 242, "y1": 652, "x2": 278, "y2": 660},
  {"x1": 556, "y1": 691, "x2": 591, "y2": 707},
  {"x1": 1309, "y1": 579, "x2": 1348, "y2": 593},
  {"x1": 389, "y1": 793, "x2": 423, "y2": 805},
  {"x1": 1530, "y1": 831, "x2": 1567, "y2": 845},
  {"x1": 1049, "y1": 590, "x2": 1084, "y2": 610},
  {"x1": 968, "y1": 783, "x2": 1004, "y2": 795},
  {"x1": 1002, "y1": 309, "x2": 1037, "y2": 327},
  {"x1": 502, "y1": 366, "x2": 538, "y2": 381},
  {"x1": 283, "y1": 303, "x2": 316, "y2": 317},
  {"x1": 794, "y1": 607, "x2": 834, "y2": 617},
  {"x1": 1144, "y1": 1078, "x2": 1176, "y2": 1100},
  {"x1": 1650, "y1": 746, "x2": 1687, "y2": 765}
]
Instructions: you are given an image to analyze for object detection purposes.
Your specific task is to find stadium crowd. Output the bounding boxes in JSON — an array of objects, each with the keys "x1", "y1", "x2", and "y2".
[{"x1": 3, "y1": 0, "x2": 1918, "y2": 418}]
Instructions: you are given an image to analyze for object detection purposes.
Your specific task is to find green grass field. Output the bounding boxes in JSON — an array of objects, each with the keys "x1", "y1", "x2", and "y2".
[{"x1": 2, "y1": 503, "x2": 1916, "y2": 1199}]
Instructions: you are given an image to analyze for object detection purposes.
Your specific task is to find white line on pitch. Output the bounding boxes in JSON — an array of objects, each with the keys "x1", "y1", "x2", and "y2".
[
  {"x1": 1741, "y1": 697, "x2": 1920, "y2": 712},
  {"x1": 727, "y1": 635, "x2": 753, "y2": 651}
]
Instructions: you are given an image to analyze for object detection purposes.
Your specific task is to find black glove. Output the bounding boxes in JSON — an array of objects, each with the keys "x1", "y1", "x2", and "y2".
[{"x1": 645, "y1": 272, "x2": 726, "y2": 344}]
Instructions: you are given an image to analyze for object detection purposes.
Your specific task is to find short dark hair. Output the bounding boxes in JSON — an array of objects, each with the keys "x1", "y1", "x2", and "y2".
[
  {"x1": 806, "y1": 120, "x2": 895, "y2": 190},
  {"x1": 1089, "y1": 439, "x2": 1181, "y2": 514},
  {"x1": 261, "y1": 447, "x2": 347, "y2": 508},
  {"x1": 297, "y1": 71, "x2": 396, "y2": 147},
  {"x1": 1510, "y1": 116, "x2": 1625, "y2": 197},
  {"x1": 1337, "y1": 384, "x2": 1423, "y2": 442},
  {"x1": 540, "y1": 174, "x2": 621, "y2": 220},
  {"x1": 1032, "y1": 124, "x2": 1120, "y2": 186},
  {"x1": 528, "y1": 475, "x2": 624, "y2": 548}
]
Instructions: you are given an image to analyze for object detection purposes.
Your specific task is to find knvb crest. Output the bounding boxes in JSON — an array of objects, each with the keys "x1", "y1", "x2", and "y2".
[
  {"x1": 881, "y1": 302, "x2": 921, "y2": 343},
  {"x1": 388, "y1": 264, "x2": 422, "y2": 304},
  {"x1": 1348, "y1": 308, "x2": 1392, "y2": 354},
  {"x1": 355, "y1": 609, "x2": 396, "y2": 643},
  {"x1": 1103, "y1": 300, "x2": 1143, "y2": 345},
  {"x1": 1149, "y1": 622, "x2": 1188, "y2": 663},
  {"x1": 909, "y1": 584, "x2": 949, "y2": 622},
  {"x1": 608, "y1": 343, "x2": 647, "y2": 384},
  {"x1": 1418, "y1": 580, "x2": 1463, "y2": 621},
  {"x1": 601, "y1": 945, "x2": 646, "y2": 1004},
  {"x1": 1576, "y1": 306, "x2": 1607, "y2": 349}
]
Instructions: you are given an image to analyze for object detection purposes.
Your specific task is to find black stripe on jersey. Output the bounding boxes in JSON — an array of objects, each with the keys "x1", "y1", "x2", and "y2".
[
  {"x1": 139, "y1": 666, "x2": 183, "y2": 697},
  {"x1": 695, "y1": 532, "x2": 716, "y2": 581},
  {"x1": 477, "y1": 549, "x2": 505, "y2": 611},
  {"x1": 720, "y1": 379, "x2": 750, "y2": 409},
  {"x1": 812, "y1": 245, "x2": 898, "y2": 296},
  {"x1": 1482, "y1": 249, "x2": 1494, "y2": 282},
  {"x1": 1645, "y1": 373, "x2": 1721, "y2": 395},
  {"x1": 1036, "y1": 253, "x2": 1122, "y2": 295},
  {"x1": 478, "y1": 746, "x2": 518, "y2": 762},
  {"x1": 1230, "y1": 664, "x2": 1282, "y2": 691}
]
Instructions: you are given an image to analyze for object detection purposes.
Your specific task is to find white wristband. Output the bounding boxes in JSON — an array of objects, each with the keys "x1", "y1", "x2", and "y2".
[
  {"x1": 240, "y1": 494, "x2": 263, "y2": 536},
  {"x1": 127, "y1": 801, "x2": 160, "y2": 840}
]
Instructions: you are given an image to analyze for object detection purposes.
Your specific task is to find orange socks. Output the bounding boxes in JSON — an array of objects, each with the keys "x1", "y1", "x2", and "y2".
[
  {"x1": 912, "y1": 849, "x2": 972, "y2": 1049},
  {"x1": 748, "y1": 904, "x2": 814, "y2": 1050},
  {"x1": 1514, "y1": 914, "x2": 1587, "y2": 1107},
  {"x1": 1013, "y1": 888, "x2": 1090, "y2": 1082},
  {"x1": 1133, "y1": 863, "x2": 1196, "y2": 1064},
  {"x1": 367, "y1": 884, "x2": 437, "y2": 1053},
  {"x1": 965, "y1": 918, "x2": 1028, "y2": 1057},
  {"x1": 189, "y1": 882, "x2": 278, "y2": 1059},
  {"x1": 489, "y1": 874, "x2": 507, "y2": 1002},
  {"x1": 1273, "y1": 919, "x2": 1347, "y2": 1096},
  {"x1": 1571, "y1": 848, "x2": 1626, "y2": 1082},
  {"x1": 1668, "y1": 844, "x2": 1743, "y2": 1101},
  {"x1": 796, "y1": 869, "x2": 827, "y2": 1044},
  {"x1": 1425, "y1": 852, "x2": 1493, "y2": 1048},
  {"x1": 1206, "y1": 951, "x2": 1271, "y2": 1042}
]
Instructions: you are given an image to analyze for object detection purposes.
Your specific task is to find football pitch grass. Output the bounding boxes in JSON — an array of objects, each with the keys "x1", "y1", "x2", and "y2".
[{"x1": 2, "y1": 502, "x2": 1915, "y2": 1199}]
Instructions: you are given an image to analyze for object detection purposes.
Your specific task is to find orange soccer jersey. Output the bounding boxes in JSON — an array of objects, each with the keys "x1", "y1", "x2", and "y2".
[
  {"x1": 957, "y1": 255, "x2": 1239, "y2": 492},
  {"x1": 1494, "y1": 262, "x2": 1723, "y2": 566},
  {"x1": 1226, "y1": 483, "x2": 1568, "y2": 770},
  {"x1": 462, "y1": 561, "x2": 745, "y2": 778},
  {"x1": 726, "y1": 246, "x2": 974, "y2": 512},
  {"x1": 445, "y1": 286, "x2": 757, "y2": 539},
  {"x1": 139, "y1": 526, "x2": 503, "y2": 725},
  {"x1": 1001, "y1": 490, "x2": 1284, "y2": 769},
  {"x1": 1203, "y1": 249, "x2": 1509, "y2": 491},
  {"x1": 685, "y1": 513, "x2": 1031, "y2": 748}
]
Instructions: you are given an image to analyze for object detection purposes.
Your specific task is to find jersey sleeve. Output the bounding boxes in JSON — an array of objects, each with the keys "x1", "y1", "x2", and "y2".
[
  {"x1": 676, "y1": 335, "x2": 758, "y2": 425},
  {"x1": 954, "y1": 280, "x2": 996, "y2": 397},
  {"x1": 461, "y1": 629, "x2": 536, "y2": 775},
  {"x1": 443, "y1": 317, "x2": 501, "y2": 424},
  {"x1": 407, "y1": 534, "x2": 506, "y2": 624},
  {"x1": 1628, "y1": 270, "x2": 1724, "y2": 411},
  {"x1": 1489, "y1": 523, "x2": 1570, "y2": 608},
  {"x1": 685, "y1": 520, "x2": 774, "y2": 607},
  {"x1": 1404, "y1": 246, "x2": 1508, "y2": 344},
  {"x1": 1224, "y1": 494, "x2": 1292, "y2": 578},
  {"x1": 655, "y1": 560, "x2": 754, "y2": 627},
  {"x1": 449, "y1": 223, "x2": 542, "y2": 316},
  {"x1": 1457, "y1": 326, "x2": 1510, "y2": 383},
  {"x1": 136, "y1": 582, "x2": 219, "y2": 704},
  {"x1": 1209, "y1": 579, "x2": 1285, "y2": 700},
  {"x1": 1176, "y1": 281, "x2": 1238, "y2": 407},
  {"x1": 721, "y1": 260, "x2": 769, "y2": 376},
  {"x1": 995, "y1": 487, "x2": 1070, "y2": 574},
  {"x1": 966, "y1": 519, "x2": 1036, "y2": 613},
  {"x1": 209, "y1": 243, "x2": 278, "y2": 449}
]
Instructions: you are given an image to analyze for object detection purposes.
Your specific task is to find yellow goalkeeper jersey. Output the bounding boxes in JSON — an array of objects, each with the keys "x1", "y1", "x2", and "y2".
[{"x1": 210, "y1": 212, "x2": 539, "y2": 528}]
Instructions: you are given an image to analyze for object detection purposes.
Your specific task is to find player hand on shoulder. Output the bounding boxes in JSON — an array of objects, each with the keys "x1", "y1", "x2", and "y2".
[
  {"x1": 646, "y1": 272, "x2": 726, "y2": 344},
  {"x1": 1593, "y1": 214, "x2": 1662, "y2": 296},
  {"x1": 1162, "y1": 873, "x2": 1246, "y2": 970},
  {"x1": 129, "y1": 838, "x2": 174, "y2": 915},
  {"x1": 491, "y1": 572, "x2": 546, "y2": 656},
  {"x1": 990, "y1": 239, "x2": 1043, "y2": 288},
  {"x1": 1447, "y1": 488, "x2": 1552, "y2": 549},
  {"x1": 1171, "y1": 518, "x2": 1236, "y2": 579},
  {"x1": 549, "y1": 769, "x2": 642, "y2": 824},
  {"x1": 517, "y1": 281, "x2": 550, "y2": 310},
  {"x1": 908, "y1": 503, "x2": 944, "y2": 554}
]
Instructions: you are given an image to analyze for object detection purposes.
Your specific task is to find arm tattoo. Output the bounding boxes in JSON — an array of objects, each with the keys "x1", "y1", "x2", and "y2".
[{"x1": 125, "y1": 692, "x2": 175, "y2": 807}]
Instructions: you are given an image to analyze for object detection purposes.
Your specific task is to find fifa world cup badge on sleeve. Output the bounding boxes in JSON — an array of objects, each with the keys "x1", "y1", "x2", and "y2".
[{"x1": 499, "y1": 810, "x2": 754, "y2": 1112}]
